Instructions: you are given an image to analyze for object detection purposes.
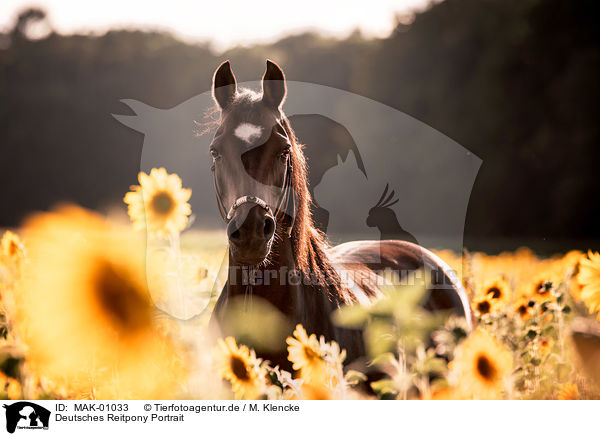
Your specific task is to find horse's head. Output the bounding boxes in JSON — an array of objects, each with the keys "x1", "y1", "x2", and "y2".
[
  {"x1": 366, "y1": 184, "x2": 399, "y2": 227},
  {"x1": 210, "y1": 60, "x2": 295, "y2": 266}
]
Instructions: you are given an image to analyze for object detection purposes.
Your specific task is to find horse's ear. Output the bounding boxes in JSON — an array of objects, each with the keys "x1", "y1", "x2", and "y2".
[
  {"x1": 262, "y1": 60, "x2": 286, "y2": 110},
  {"x1": 213, "y1": 60, "x2": 237, "y2": 110}
]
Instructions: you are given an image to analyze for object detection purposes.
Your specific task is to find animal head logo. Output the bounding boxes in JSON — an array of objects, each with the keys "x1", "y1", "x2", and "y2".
[{"x1": 3, "y1": 402, "x2": 50, "y2": 433}]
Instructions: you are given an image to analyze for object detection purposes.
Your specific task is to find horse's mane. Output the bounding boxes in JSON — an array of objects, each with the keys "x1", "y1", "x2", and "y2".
[{"x1": 279, "y1": 115, "x2": 354, "y2": 304}]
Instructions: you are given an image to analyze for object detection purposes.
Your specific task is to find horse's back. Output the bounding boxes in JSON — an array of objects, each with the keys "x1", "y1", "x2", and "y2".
[{"x1": 329, "y1": 240, "x2": 472, "y2": 328}]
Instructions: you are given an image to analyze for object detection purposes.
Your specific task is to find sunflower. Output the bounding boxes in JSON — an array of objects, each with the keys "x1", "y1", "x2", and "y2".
[
  {"x1": 577, "y1": 250, "x2": 600, "y2": 320},
  {"x1": 478, "y1": 276, "x2": 511, "y2": 307},
  {"x1": 6, "y1": 378, "x2": 21, "y2": 400},
  {"x1": 561, "y1": 250, "x2": 585, "y2": 275},
  {"x1": 15, "y1": 205, "x2": 185, "y2": 398},
  {"x1": 300, "y1": 382, "x2": 334, "y2": 400},
  {"x1": 517, "y1": 275, "x2": 556, "y2": 303},
  {"x1": 451, "y1": 329, "x2": 513, "y2": 399},
  {"x1": 557, "y1": 383, "x2": 579, "y2": 400},
  {"x1": 1, "y1": 231, "x2": 25, "y2": 263},
  {"x1": 123, "y1": 168, "x2": 192, "y2": 239},
  {"x1": 0, "y1": 371, "x2": 6, "y2": 385},
  {"x1": 535, "y1": 337, "x2": 554, "y2": 355},
  {"x1": 513, "y1": 296, "x2": 535, "y2": 321},
  {"x1": 429, "y1": 386, "x2": 469, "y2": 400},
  {"x1": 472, "y1": 294, "x2": 500, "y2": 318},
  {"x1": 286, "y1": 324, "x2": 327, "y2": 382},
  {"x1": 216, "y1": 336, "x2": 264, "y2": 399},
  {"x1": 569, "y1": 264, "x2": 584, "y2": 302},
  {"x1": 1, "y1": 231, "x2": 25, "y2": 309}
]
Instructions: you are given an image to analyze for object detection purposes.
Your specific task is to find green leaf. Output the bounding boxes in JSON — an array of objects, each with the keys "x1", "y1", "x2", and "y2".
[
  {"x1": 430, "y1": 378, "x2": 449, "y2": 391},
  {"x1": 424, "y1": 357, "x2": 448, "y2": 375},
  {"x1": 332, "y1": 304, "x2": 370, "y2": 328},
  {"x1": 365, "y1": 321, "x2": 396, "y2": 358},
  {"x1": 344, "y1": 370, "x2": 368, "y2": 386},
  {"x1": 370, "y1": 379, "x2": 398, "y2": 397},
  {"x1": 370, "y1": 352, "x2": 397, "y2": 366}
]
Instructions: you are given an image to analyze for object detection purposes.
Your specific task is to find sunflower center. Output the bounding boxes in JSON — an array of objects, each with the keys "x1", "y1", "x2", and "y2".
[
  {"x1": 517, "y1": 304, "x2": 528, "y2": 316},
  {"x1": 486, "y1": 287, "x2": 502, "y2": 299},
  {"x1": 535, "y1": 281, "x2": 549, "y2": 295},
  {"x1": 303, "y1": 345, "x2": 320, "y2": 362},
  {"x1": 476, "y1": 354, "x2": 497, "y2": 381},
  {"x1": 230, "y1": 355, "x2": 250, "y2": 381},
  {"x1": 94, "y1": 260, "x2": 151, "y2": 332},
  {"x1": 476, "y1": 300, "x2": 491, "y2": 314},
  {"x1": 150, "y1": 191, "x2": 174, "y2": 215}
]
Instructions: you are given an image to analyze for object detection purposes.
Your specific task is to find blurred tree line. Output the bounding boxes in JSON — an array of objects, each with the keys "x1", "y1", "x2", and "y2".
[{"x1": 0, "y1": 0, "x2": 599, "y2": 251}]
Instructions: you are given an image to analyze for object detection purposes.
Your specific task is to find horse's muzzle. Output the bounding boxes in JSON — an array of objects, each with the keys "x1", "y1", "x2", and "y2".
[{"x1": 227, "y1": 202, "x2": 275, "y2": 265}]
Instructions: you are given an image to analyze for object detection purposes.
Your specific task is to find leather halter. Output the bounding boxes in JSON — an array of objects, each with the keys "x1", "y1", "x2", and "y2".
[{"x1": 213, "y1": 156, "x2": 295, "y2": 237}]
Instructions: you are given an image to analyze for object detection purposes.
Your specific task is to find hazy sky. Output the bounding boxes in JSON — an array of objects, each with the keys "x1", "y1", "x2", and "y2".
[{"x1": 0, "y1": 0, "x2": 433, "y2": 50}]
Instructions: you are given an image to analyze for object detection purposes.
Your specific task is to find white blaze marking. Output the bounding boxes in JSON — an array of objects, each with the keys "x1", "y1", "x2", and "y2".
[{"x1": 234, "y1": 123, "x2": 263, "y2": 144}]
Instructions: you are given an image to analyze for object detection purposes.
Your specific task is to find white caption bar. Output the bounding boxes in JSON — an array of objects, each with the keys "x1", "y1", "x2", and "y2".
[{"x1": 0, "y1": 400, "x2": 596, "y2": 436}]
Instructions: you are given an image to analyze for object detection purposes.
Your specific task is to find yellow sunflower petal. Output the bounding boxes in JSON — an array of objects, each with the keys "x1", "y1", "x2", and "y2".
[{"x1": 124, "y1": 168, "x2": 192, "y2": 239}]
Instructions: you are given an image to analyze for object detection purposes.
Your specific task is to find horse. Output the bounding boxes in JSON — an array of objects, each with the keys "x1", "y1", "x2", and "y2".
[{"x1": 208, "y1": 60, "x2": 472, "y2": 371}]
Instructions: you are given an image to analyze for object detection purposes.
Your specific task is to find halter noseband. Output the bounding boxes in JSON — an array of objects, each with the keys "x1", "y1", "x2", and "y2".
[
  {"x1": 226, "y1": 196, "x2": 271, "y2": 221},
  {"x1": 213, "y1": 157, "x2": 295, "y2": 237}
]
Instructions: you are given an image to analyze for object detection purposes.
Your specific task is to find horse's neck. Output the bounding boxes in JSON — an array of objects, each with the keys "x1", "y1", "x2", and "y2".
[
  {"x1": 225, "y1": 235, "x2": 295, "y2": 312},
  {"x1": 224, "y1": 234, "x2": 340, "y2": 332},
  {"x1": 220, "y1": 233, "x2": 364, "y2": 363}
]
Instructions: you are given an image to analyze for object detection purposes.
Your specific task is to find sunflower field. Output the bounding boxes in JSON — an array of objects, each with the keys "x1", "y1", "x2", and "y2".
[{"x1": 0, "y1": 168, "x2": 599, "y2": 400}]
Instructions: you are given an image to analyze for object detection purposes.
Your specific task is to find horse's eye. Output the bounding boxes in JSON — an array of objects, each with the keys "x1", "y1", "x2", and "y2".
[
  {"x1": 279, "y1": 148, "x2": 290, "y2": 160},
  {"x1": 210, "y1": 148, "x2": 220, "y2": 159}
]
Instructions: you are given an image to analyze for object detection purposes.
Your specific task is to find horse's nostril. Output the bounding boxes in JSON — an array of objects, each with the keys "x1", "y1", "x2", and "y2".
[
  {"x1": 264, "y1": 216, "x2": 275, "y2": 239},
  {"x1": 230, "y1": 229, "x2": 241, "y2": 242},
  {"x1": 227, "y1": 221, "x2": 242, "y2": 243}
]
